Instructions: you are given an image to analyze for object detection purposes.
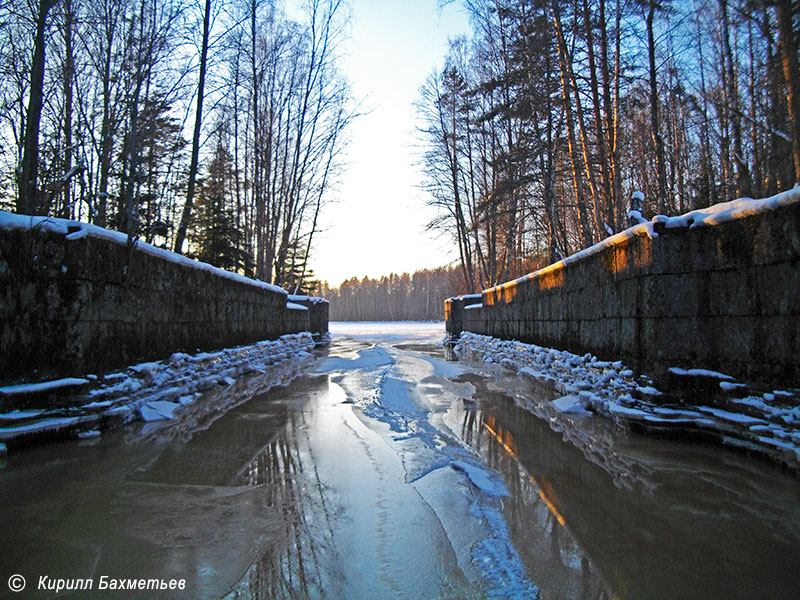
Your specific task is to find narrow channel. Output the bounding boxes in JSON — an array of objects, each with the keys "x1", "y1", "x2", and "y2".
[{"x1": 1, "y1": 323, "x2": 798, "y2": 599}]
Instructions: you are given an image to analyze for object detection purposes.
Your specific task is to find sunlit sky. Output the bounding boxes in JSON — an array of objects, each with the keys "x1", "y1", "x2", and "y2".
[{"x1": 309, "y1": 0, "x2": 471, "y2": 286}]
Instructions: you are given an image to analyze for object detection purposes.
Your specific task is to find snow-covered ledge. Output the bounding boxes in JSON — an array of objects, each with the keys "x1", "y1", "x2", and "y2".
[
  {"x1": 0, "y1": 333, "x2": 316, "y2": 449},
  {"x1": 455, "y1": 332, "x2": 800, "y2": 471}
]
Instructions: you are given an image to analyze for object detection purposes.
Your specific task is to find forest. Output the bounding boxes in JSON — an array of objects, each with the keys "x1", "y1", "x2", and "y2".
[
  {"x1": 418, "y1": 0, "x2": 800, "y2": 292},
  {"x1": 318, "y1": 266, "x2": 466, "y2": 321},
  {"x1": 0, "y1": 0, "x2": 353, "y2": 291},
  {"x1": 2, "y1": 0, "x2": 799, "y2": 318}
]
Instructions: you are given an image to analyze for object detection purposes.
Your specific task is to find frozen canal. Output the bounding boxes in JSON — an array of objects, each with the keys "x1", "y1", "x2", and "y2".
[{"x1": 2, "y1": 321, "x2": 800, "y2": 599}]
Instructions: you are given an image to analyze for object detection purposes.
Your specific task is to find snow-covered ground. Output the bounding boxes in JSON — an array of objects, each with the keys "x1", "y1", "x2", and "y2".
[
  {"x1": 0, "y1": 333, "x2": 316, "y2": 447},
  {"x1": 330, "y1": 320, "x2": 445, "y2": 342},
  {"x1": 455, "y1": 332, "x2": 800, "y2": 469}
]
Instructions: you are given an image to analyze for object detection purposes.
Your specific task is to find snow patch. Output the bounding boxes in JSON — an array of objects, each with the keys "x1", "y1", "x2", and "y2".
[
  {"x1": 668, "y1": 367, "x2": 734, "y2": 380},
  {"x1": 287, "y1": 294, "x2": 328, "y2": 305}
]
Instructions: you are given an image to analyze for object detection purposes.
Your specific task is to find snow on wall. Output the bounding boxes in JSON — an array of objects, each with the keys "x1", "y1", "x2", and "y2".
[
  {"x1": 288, "y1": 295, "x2": 329, "y2": 337},
  {"x1": 0, "y1": 211, "x2": 287, "y2": 294},
  {"x1": 0, "y1": 212, "x2": 327, "y2": 386},
  {"x1": 447, "y1": 188, "x2": 800, "y2": 385}
]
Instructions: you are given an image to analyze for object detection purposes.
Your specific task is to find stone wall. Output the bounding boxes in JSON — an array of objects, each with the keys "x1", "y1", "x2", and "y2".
[
  {"x1": 444, "y1": 294, "x2": 482, "y2": 337},
  {"x1": 0, "y1": 214, "x2": 326, "y2": 385},
  {"x1": 288, "y1": 295, "x2": 329, "y2": 340},
  {"x1": 447, "y1": 190, "x2": 800, "y2": 386}
]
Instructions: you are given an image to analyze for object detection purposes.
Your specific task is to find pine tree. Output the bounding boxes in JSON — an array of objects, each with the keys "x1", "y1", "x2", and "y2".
[{"x1": 189, "y1": 140, "x2": 249, "y2": 272}]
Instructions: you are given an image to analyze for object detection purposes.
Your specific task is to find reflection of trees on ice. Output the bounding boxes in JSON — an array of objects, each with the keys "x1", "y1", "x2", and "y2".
[
  {"x1": 225, "y1": 383, "x2": 342, "y2": 600},
  {"x1": 450, "y1": 371, "x2": 800, "y2": 600},
  {"x1": 455, "y1": 388, "x2": 613, "y2": 600}
]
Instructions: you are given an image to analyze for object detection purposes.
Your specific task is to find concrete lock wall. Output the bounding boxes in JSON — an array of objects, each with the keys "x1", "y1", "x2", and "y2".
[
  {"x1": 0, "y1": 216, "x2": 327, "y2": 385},
  {"x1": 447, "y1": 192, "x2": 800, "y2": 386},
  {"x1": 288, "y1": 295, "x2": 329, "y2": 339}
]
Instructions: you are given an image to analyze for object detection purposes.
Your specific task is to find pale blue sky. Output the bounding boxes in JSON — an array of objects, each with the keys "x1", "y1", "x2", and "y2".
[{"x1": 310, "y1": 0, "x2": 470, "y2": 286}]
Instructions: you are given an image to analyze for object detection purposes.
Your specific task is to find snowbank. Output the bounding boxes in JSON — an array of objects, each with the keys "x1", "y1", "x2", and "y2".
[
  {"x1": 287, "y1": 294, "x2": 329, "y2": 305},
  {"x1": 455, "y1": 332, "x2": 800, "y2": 469},
  {"x1": 0, "y1": 333, "x2": 315, "y2": 448}
]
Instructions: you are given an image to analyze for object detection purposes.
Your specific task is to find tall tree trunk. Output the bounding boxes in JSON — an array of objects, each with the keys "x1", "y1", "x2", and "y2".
[
  {"x1": 776, "y1": 0, "x2": 800, "y2": 183},
  {"x1": 174, "y1": 0, "x2": 211, "y2": 253},
  {"x1": 122, "y1": 9, "x2": 146, "y2": 238},
  {"x1": 97, "y1": 6, "x2": 116, "y2": 228},
  {"x1": 719, "y1": 0, "x2": 752, "y2": 197},
  {"x1": 18, "y1": 0, "x2": 56, "y2": 215},
  {"x1": 61, "y1": 0, "x2": 75, "y2": 218},
  {"x1": 692, "y1": 0, "x2": 715, "y2": 207},
  {"x1": 612, "y1": 0, "x2": 623, "y2": 228},
  {"x1": 551, "y1": 0, "x2": 593, "y2": 248},
  {"x1": 584, "y1": 0, "x2": 614, "y2": 234},
  {"x1": 748, "y1": 19, "x2": 763, "y2": 197},
  {"x1": 646, "y1": 0, "x2": 667, "y2": 213},
  {"x1": 251, "y1": 0, "x2": 266, "y2": 280}
]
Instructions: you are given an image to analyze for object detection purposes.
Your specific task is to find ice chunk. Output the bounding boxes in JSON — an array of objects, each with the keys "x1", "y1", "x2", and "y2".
[
  {"x1": 0, "y1": 377, "x2": 89, "y2": 395},
  {"x1": 451, "y1": 460, "x2": 508, "y2": 497},
  {"x1": 551, "y1": 394, "x2": 590, "y2": 414},
  {"x1": 140, "y1": 401, "x2": 180, "y2": 421}
]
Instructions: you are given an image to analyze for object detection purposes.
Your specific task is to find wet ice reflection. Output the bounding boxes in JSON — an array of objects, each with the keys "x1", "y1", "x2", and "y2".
[
  {"x1": 2, "y1": 327, "x2": 800, "y2": 600},
  {"x1": 446, "y1": 375, "x2": 800, "y2": 600}
]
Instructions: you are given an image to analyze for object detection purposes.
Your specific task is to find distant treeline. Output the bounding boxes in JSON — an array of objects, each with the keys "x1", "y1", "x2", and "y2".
[{"x1": 319, "y1": 267, "x2": 469, "y2": 321}]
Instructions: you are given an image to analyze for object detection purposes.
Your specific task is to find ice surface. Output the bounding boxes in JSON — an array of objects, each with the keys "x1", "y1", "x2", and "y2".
[
  {"x1": 316, "y1": 345, "x2": 394, "y2": 372},
  {"x1": 322, "y1": 334, "x2": 538, "y2": 596}
]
